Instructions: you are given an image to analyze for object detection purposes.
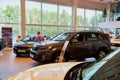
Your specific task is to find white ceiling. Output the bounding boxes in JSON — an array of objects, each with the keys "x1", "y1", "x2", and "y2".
[
  {"x1": 88, "y1": 0, "x2": 110, "y2": 3},
  {"x1": 88, "y1": 0, "x2": 120, "y2": 3}
]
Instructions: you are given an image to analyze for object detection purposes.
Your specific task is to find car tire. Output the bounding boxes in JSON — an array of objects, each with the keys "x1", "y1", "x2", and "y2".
[
  {"x1": 0, "y1": 46, "x2": 1, "y2": 51},
  {"x1": 96, "y1": 49, "x2": 106, "y2": 60},
  {"x1": 51, "y1": 53, "x2": 67, "y2": 63},
  {"x1": 16, "y1": 54, "x2": 21, "y2": 57}
]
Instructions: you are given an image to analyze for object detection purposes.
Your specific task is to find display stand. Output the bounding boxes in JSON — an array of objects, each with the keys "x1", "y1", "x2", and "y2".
[{"x1": 58, "y1": 41, "x2": 69, "y2": 62}]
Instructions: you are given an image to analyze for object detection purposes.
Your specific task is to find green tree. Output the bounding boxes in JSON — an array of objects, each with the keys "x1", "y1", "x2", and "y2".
[
  {"x1": 90, "y1": 16, "x2": 96, "y2": 27},
  {"x1": 96, "y1": 14, "x2": 103, "y2": 26},
  {"x1": 4, "y1": 6, "x2": 14, "y2": 22},
  {"x1": 76, "y1": 15, "x2": 84, "y2": 26},
  {"x1": 59, "y1": 10, "x2": 71, "y2": 26},
  {"x1": 42, "y1": 11, "x2": 57, "y2": 24}
]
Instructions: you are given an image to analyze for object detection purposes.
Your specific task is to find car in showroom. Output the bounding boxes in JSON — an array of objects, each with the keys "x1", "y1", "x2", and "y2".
[
  {"x1": 5, "y1": 48, "x2": 120, "y2": 80},
  {"x1": 30, "y1": 31, "x2": 111, "y2": 63},
  {"x1": 13, "y1": 34, "x2": 50, "y2": 57},
  {"x1": 111, "y1": 35, "x2": 120, "y2": 47}
]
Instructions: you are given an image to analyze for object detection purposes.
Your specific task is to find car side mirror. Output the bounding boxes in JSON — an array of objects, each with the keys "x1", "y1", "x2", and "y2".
[{"x1": 72, "y1": 39, "x2": 78, "y2": 43}]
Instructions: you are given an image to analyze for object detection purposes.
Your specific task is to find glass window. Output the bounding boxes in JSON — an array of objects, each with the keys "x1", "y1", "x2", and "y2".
[
  {"x1": 77, "y1": 8, "x2": 84, "y2": 26},
  {"x1": 86, "y1": 33, "x2": 98, "y2": 41},
  {"x1": 0, "y1": 0, "x2": 21, "y2": 23},
  {"x1": 85, "y1": 9, "x2": 96, "y2": 27},
  {"x1": 42, "y1": 26, "x2": 58, "y2": 37},
  {"x1": 52, "y1": 33, "x2": 73, "y2": 41},
  {"x1": 96, "y1": 11, "x2": 103, "y2": 27},
  {"x1": 26, "y1": 26, "x2": 41, "y2": 36},
  {"x1": 26, "y1": 1, "x2": 41, "y2": 24},
  {"x1": 74, "y1": 33, "x2": 84, "y2": 42},
  {"x1": 0, "y1": 0, "x2": 21, "y2": 45},
  {"x1": 57, "y1": 27, "x2": 70, "y2": 33},
  {"x1": 59, "y1": 5, "x2": 72, "y2": 26},
  {"x1": 42, "y1": 3, "x2": 57, "y2": 25}
]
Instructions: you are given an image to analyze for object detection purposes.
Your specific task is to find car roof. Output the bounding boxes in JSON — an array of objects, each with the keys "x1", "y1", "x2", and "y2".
[{"x1": 65, "y1": 30, "x2": 105, "y2": 34}]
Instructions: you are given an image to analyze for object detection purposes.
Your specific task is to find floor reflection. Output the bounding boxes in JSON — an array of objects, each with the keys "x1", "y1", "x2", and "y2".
[
  {"x1": 0, "y1": 46, "x2": 118, "y2": 80},
  {"x1": 0, "y1": 48, "x2": 41, "y2": 80}
]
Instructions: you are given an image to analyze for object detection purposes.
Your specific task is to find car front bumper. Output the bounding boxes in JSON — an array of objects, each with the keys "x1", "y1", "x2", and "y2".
[
  {"x1": 30, "y1": 50, "x2": 52, "y2": 63},
  {"x1": 13, "y1": 47, "x2": 31, "y2": 56}
]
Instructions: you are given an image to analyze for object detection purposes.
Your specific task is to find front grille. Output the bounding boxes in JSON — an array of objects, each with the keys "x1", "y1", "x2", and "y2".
[
  {"x1": 40, "y1": 46, "x2": 47, "y2": 50},
  {"x1": 32, "y1": 45, "x2": 48, "y2": 51},
  {"x1": 32, "y1": 45, "x2": 40, "y2": 51},
  {"x1": 16, "y1": 46, "x2": 29, "y2": 49}
]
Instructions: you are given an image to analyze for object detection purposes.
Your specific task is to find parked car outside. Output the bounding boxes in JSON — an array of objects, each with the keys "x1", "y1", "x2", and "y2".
[
  {"x1": 13, "y1": 34, "x2": 50, "y2": 57},
  {"x1": 111, "y1": 35, "x2": 120, "y2": 47},
  {"x1": 5, "y1": 48, "x2": 120, "y2": 80},
  {"x1": 30, "y1": 31, "x2": 111, "y2": 63}
]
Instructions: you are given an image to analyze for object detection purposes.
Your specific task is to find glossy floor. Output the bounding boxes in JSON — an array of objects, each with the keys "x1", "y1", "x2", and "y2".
[
  {"x1": 0, "y1": 48, "x2": 41, "y2": 80},
  {"x1": 0, "y1": 46, "x2": 118, "y2": 80}
]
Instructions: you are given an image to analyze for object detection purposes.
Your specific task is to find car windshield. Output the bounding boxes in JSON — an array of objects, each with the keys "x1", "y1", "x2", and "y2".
[
  {"x1": 51, "y1": 33, "x2": 73, "y2": 41},
  {"x1": 22, "y1": 36, "x2": 34, "y2": 42}
]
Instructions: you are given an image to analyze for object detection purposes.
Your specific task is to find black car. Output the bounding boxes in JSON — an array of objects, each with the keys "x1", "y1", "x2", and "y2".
[
  {"x1": 13, "y1": 34, "x2": 50, "y2": 57},
  {"x1": 30, "y1": 31, "x2": 111, "y2": 63}
]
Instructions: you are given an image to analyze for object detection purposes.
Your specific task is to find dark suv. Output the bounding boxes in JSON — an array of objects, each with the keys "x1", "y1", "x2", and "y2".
[{"x1": 30, "y1": 31, "x2": 111, "y2": 63}]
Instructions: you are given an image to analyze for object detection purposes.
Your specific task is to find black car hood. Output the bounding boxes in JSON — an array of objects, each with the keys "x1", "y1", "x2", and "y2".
[
  {"x1": 14, "y1": 41, "x2": 35, "y2": 47},
  {"x1": 43, "y1": 40, "x2": 63, "y2": 45},
  {"x1": 33, "y1": 40, "x2": 64, "y2": 47}
]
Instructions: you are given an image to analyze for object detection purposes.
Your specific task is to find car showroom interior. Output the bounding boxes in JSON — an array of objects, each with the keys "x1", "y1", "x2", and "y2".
[{"x1": 0, "y1": 0, "x2": 120, "y2": 80}]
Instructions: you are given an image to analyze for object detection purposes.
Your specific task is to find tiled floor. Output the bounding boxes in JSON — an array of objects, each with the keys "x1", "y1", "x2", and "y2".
[{"x1": 0, "y1": 48, "x2": 41, "y2": 80}]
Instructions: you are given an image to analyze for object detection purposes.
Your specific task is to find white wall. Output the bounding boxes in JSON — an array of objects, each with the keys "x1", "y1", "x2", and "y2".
[
  {"x1": 99, "y1": 21, "x2": 120, "y2": 28},
  {"x1": 28, "y1": 0, "x2": 108, "y2": 10},
  {"x1": 78, "y1": 0, "x2": 107, "y2": 10}
]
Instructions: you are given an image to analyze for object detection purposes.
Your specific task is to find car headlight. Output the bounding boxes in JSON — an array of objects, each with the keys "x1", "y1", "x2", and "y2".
[
  {"x1": 48, "y1": 46, "x2": 52, "y2": 49},
  {"x1": 33, "y1": 43, "x2": 39, "y2": 48}
]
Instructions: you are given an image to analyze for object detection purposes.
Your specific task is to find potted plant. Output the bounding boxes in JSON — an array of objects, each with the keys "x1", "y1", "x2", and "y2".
[{"x1": 102, "y1": 8, "x2": 107, "y2": 21}]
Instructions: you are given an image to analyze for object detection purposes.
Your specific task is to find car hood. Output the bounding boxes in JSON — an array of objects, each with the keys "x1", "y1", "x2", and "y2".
[
  {"x1": 33, "y1": 40, "x2": 63, "y2": 47},
  {"x1": 14, "y1": 41, "x2": 35, "y2": 47},
  {"x1": 5, "y1": 62, "x2": 84, "y2": 80}
]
